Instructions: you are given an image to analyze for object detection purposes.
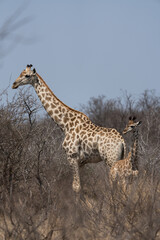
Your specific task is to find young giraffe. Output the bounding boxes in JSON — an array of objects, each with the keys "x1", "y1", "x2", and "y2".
[
  {"x1": 110, "y1": 116, "x2": 142, "y2": 183},
  {"x1": 12, "y1": 64, "x2": 126, "y2": 193}
]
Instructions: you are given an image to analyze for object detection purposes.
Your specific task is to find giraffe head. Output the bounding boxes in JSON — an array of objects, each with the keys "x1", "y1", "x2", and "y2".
[
  {"x1": 123, "y1": 116, "x2": 142, "y2": 134},
  {"x1": 12, "y1": 64, "x2": 38, "y2": 89}
]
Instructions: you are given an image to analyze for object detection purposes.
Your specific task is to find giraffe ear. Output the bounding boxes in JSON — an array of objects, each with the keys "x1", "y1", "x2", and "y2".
[
  {"x1": 129, "y1": 116, "x2": 132, "y2": 120},
  {"x1": 33, "y1": 68, "x2": 36, "y2": 73},
  {"x1": 133, "y1": 116, "x2": 136, "y2": 121},
  {"x1": 138, "y1": 121, "x2": 142, "y2": 125}
]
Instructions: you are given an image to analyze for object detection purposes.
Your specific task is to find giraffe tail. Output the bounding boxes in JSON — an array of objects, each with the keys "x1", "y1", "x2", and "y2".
[
  {"x1": 120, "y1": 141, "x2": 126, "y2": 160},
  {"x1": 123, "y1": 142, "x2": 127, "y2": 158}
]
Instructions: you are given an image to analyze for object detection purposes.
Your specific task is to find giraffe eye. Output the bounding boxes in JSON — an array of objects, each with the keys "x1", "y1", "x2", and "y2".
[{"x1": 25, "y1": 75, "x2": 30, "y2": 78}]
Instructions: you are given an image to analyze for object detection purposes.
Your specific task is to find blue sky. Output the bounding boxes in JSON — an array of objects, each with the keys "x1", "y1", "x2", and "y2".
[{"x1": 0, "y1": 0, "x2": 160, "y2": 109}]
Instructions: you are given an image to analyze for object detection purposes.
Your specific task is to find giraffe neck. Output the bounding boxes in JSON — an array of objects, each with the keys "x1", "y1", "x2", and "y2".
[
  {"x1": 131, "y1": 129, "x2": 139, "y2": 171},
  {"x1": 33, "y1": 73, "x2": 88, "y2": 132}
]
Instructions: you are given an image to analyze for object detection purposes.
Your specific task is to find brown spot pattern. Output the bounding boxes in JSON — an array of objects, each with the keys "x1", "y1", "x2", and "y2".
[{"x1": 48, "y1": 110, "x2": 53, "y2": 115}]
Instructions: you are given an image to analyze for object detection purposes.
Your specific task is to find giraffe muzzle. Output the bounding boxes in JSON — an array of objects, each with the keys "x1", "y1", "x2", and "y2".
[{"x1": 12, "y1": 82, "x2": 19, "y2": 89}]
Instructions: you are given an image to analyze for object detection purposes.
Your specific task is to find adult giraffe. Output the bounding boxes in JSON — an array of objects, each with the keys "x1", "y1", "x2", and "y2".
[{"x1": 12, "y1": 64, "x2": 126, "y2": 192}]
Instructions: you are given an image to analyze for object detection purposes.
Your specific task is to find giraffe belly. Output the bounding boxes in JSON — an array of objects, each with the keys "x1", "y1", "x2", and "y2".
[{"x1": 79, "y1": 148, "x2": 102, "y2": 166}]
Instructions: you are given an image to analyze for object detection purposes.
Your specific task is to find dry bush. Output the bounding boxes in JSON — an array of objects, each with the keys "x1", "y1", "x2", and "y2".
[{"x1": 0, "y1": 89, "x2": 160, "y2": 239}]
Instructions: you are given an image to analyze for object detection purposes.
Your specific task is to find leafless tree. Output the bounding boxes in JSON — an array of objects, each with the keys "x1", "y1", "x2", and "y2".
[{"x1": 0, "y1": 2, "x2": 33, "y2": 66}]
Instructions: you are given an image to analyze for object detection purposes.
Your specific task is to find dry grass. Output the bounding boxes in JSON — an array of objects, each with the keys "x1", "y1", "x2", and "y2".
[{"x1": 0, "y1": 162, "x2": 160, "y2": 240}]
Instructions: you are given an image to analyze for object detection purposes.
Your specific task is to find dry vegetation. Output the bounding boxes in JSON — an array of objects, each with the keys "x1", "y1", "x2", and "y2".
[{"x1": 0, "y1": 88, "x2": 160, "y2": 240}]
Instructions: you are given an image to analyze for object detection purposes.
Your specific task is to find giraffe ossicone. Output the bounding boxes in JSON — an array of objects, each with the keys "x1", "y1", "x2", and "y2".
[{"x1": 12, "y1": 64, "x2": 127, "y2": 193}]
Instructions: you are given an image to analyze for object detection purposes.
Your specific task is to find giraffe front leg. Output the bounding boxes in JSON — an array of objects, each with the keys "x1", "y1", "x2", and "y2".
[{"x1": 68, "y1": 157, "x2": 81, "y2": 193}]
